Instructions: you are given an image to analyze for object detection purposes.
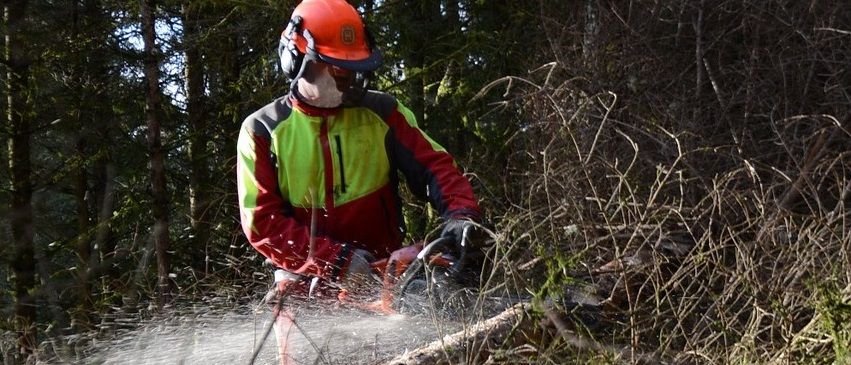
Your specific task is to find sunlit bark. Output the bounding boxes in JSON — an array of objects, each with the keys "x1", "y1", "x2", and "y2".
[
  {"x1": 183, "y1": 2, "x2": 211, "y2": 277},
  {"x1": 141, "y1": 0, "x2": 172, "y2": 307}
]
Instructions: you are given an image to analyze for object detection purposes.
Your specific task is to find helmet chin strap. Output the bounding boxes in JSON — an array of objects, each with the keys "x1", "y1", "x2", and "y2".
[{"x1": 289, "y1": 29, "x2": 317, "y2": 94}]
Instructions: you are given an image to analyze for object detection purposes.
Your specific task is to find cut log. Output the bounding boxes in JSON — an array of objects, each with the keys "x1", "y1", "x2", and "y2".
[
  {"x1": 382, "y1": 303, "x2": 535, "y2": 365},
  {"x1": 381, "y1": 298, "x2": 659, "y2": 364}
]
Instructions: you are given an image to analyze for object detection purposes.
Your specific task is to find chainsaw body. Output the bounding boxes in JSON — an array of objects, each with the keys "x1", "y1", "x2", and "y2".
[{"x1": 367, "y1": 237, "x2": 481, "y2": 315}]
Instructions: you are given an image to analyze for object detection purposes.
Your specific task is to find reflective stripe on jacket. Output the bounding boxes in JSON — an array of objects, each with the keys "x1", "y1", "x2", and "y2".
[{"x1": 237, "y1": 91, "x2": 480, "y2": 280}]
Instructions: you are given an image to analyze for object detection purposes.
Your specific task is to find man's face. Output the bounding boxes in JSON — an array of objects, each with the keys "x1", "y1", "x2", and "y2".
[{"x1": 298, "y1": 60, "x2": 354, "y2": 108}]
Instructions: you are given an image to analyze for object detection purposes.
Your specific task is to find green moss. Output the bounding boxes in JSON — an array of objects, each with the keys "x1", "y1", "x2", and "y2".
[
  {"x1": 534, "y1": 225, "x2": 584, "y2": 301},
  {"x1": 817, "y1": 284, "x2": 851, "y2": 364}
]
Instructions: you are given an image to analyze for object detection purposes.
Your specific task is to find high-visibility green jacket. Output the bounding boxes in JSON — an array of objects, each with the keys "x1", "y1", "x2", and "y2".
[{"x1": 237, "y1": 92, "x2": 480, "y2": 280}]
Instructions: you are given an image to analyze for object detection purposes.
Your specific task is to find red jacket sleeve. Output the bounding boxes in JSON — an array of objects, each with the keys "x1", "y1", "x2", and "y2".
[
  {"x1": 385, "y1": 103, "x2": 481, "y2": 221},
  {"x1": 237, "y1": 120, "x2": 349, "y2": 279}
]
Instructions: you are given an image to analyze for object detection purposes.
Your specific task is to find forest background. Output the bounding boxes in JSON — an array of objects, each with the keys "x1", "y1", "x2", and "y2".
[{"x1": 1, "y1": 0, "x2": 850, "y2": 364}]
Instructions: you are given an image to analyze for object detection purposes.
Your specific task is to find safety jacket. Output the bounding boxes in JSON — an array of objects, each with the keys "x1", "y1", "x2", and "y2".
[{"x1": 237, "y1": 91, "x2": 480, "y2": 280}]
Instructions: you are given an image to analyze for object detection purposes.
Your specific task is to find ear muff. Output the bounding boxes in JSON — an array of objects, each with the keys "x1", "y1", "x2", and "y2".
[{"x1": 279, "y1": 16, "x2": 304, "y2": 80}]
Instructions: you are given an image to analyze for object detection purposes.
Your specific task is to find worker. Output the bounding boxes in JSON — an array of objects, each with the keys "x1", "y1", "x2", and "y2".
[{"x1": 235, "y1": 0, "x2": 481, "y2": 363}]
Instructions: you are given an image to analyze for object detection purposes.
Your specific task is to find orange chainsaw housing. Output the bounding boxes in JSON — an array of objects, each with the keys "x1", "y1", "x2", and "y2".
[{"x1": 337, "y1": 242, "x2": 455, "y2": 314}]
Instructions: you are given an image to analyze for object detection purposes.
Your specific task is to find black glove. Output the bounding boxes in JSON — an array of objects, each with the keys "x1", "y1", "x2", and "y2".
[{"x1": 440, "y1": 218, "x2": 478, "y2": 249}]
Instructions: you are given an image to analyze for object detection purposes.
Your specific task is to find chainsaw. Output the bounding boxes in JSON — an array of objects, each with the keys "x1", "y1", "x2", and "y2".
[
  {"x1": 366, "y1": 234, "x2": 484, "y2": 315},
  {"x1": 323, "y1": 228, "x2": 487, "y2": 317}
]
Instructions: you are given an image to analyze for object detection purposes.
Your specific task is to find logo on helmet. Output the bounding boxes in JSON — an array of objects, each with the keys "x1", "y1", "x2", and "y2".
[{"x1": 341, "y1": 25, "x2": 356, "y2": 45}]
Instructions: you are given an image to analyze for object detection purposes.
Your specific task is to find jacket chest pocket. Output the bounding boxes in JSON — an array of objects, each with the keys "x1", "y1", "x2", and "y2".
[{"x1": 330, "y1": 125, "x2": 391, "y2": 203}]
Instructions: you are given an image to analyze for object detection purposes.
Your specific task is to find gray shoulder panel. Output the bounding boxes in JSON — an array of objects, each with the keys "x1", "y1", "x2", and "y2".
[
  {"x1": 357, "y1": 90, "x2": 398, "y2": 120},
  {"x1": 241, "y1": 97, "x2": 292, "y2": 139}
]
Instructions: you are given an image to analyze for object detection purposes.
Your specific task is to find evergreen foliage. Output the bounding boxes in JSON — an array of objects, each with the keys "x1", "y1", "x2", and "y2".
[{"x1": 1, "y1": 0, "x2": 849, "y2": 363}]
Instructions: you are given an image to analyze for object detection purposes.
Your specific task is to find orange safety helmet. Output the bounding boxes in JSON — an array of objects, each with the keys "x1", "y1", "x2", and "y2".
[{"x1": 279, "y1": 0, "x2": 382, "y2": 79}]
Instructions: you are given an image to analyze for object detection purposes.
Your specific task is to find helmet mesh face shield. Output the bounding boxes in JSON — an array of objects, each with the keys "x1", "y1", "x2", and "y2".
[{"x1": 279, "y1": 0, "x2": 382, "y2": 104}]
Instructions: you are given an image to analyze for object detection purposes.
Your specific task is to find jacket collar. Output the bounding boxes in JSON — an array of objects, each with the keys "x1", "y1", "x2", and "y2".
[{"x1": 288, "y1": 90, "x2": 343, "y2": 117}]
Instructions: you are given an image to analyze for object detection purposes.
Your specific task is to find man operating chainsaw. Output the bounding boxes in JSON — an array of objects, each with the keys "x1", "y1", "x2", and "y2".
[{"x1": 236, "y1": 0, "x2": 481, "y2": 362}]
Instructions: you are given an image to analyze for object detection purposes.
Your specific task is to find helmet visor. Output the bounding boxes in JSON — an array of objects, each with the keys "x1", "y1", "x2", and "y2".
[{"x1": 316, "y1": 47, "x2": 383, "y2": 73}]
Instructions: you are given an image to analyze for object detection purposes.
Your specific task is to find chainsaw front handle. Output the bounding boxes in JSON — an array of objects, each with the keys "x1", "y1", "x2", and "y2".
[{"x1": 417, "y1": 234, "x2": 468, "y2": 277}]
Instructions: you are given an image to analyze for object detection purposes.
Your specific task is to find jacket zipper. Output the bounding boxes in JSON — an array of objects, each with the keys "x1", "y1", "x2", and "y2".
[{"x1": 334, "y1": 135, "x2": 347, "y2": 193}]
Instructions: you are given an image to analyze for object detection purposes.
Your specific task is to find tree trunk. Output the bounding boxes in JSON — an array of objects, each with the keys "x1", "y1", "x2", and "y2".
[
  {"x1": 399, "y1": 0, "x2": 434, "y2": 127},
  {"x1": 74, "y1": 132, "x2": 93, "y2": 318},
  {"x1": 94, "y1": 157, "x2": 117, "y2": 282},
  {"x1": 71, "y1": 0, "x2": 93, "y2": 324},
  {"x1": 141, "y1": 0, "x2": 172, "y2": 308},
  {"x1": 443, "y1": 0, "x2": 466, "y2": 154},
  {"x1": 5, "y1": 0, "x2": 36, "y2": 359},
  {"x1": 208, "y1": 5, "x2": 241, "y2": 234},
  {"x1": 582, "y1": 0, "x2": 599, "y2": 68},
  {"x1": 690, "y1": 0, "x2": 705, "y2": 135},
  {"x1": 183, "y1": 2, "x2": 210, "y2": 277},
  {"x1": 81, "y1": 0, "x2": 119, "y2": 297}
]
